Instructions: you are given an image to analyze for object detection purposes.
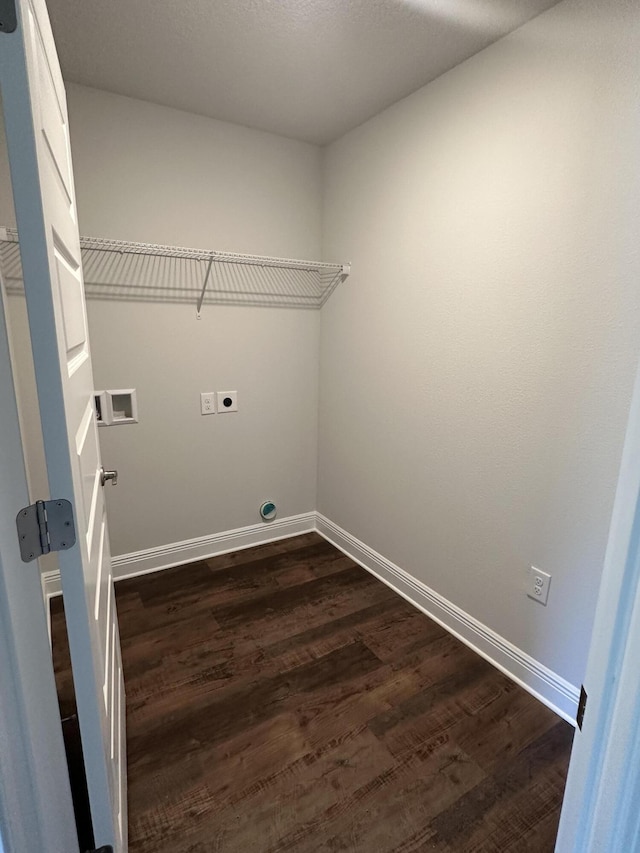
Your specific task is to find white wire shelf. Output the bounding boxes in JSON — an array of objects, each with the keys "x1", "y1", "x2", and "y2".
[{"x1": 0, "y1": 228, "x2": 350, "y2": 313}]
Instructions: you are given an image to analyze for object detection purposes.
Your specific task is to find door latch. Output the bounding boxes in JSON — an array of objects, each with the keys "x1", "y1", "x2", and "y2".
[{"x1": 100, "y1": 467, "x2": 118, "y2": 487}]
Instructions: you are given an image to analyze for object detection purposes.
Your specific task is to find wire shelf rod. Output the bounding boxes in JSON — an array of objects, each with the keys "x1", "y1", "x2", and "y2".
[{"x1": 0, "y1": 226, "x2": 350, "y2": 311}]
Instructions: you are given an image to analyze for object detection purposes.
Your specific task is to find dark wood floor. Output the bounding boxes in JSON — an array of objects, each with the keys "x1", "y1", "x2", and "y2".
[{"x1": 51, "y1": 532, "x2": 573, "y2": 852}]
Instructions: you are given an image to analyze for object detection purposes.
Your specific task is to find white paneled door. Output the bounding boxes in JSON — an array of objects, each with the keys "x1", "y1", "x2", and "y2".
[{"x1": 0, "y1": 1, "x2": 127, "y2": 850}]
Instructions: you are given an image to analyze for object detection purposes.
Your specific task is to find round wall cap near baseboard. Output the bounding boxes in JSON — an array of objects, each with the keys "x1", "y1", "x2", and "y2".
[{"x1": 259, "y1": 501, "x2": 277, "y2": 522}]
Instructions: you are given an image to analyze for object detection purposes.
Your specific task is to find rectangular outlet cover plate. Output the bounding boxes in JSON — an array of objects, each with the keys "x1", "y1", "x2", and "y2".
[
  {"x1": 528, "y1": 566, "x2": 551, "y2": 605},
  {"x1": 200, "y1": 392, "x2": 216, "y2": 415},
  {"x1": 216, "y1": 391, "x2": 238, "y2": 413}
]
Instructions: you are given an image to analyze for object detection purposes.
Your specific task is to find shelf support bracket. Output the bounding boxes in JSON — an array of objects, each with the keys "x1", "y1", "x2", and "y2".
[
  {"x1": 196, "y1": 255, "x2": 214, "y2": 319},
  {"x1": 319, "y1": 263, "x2": 351, "y2": 307}
]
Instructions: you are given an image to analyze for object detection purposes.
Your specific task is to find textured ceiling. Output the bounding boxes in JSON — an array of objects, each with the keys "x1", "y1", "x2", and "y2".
[{"x1": 47, "y1": 0, "x2": 560, "y2": 145}]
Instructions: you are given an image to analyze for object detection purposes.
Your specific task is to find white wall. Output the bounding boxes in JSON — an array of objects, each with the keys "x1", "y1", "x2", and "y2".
[
  {"x1": 75, "y1": 86, "x2": 323, "y2": 554},
  {"x1": 66, "y1": 84, "x2": 321, "y2": 256},
  {"x1": 1, "y1": 85, "x2": 323, "y2": 555},
  {"x1": 319, "y1": 0, "x2": 640, "y2": 688}
]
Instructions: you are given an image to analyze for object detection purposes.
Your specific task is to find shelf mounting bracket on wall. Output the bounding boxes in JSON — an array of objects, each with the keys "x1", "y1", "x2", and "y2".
[{"x1": 196, "y1": 255, "x2": 214, "y2": 319}]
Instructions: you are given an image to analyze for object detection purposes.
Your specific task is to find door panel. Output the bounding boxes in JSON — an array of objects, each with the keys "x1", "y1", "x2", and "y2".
[
  {"x1": 0, "y1": 0, "x2": 126, "y2": 849},
  {"x1": 55, "y1": 249, "x2": 87, "y2": 356}
]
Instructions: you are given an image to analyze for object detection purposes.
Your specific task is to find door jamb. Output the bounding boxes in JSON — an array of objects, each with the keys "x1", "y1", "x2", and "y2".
[
  {"x1": 0, "y1": 269, "x2": 78, "y2": 852},
  {"x1": 556, "y1": 354, "x2": 640, "y2": 850}
]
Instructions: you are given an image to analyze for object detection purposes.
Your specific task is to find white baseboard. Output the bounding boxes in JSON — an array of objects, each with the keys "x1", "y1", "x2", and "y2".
[
  {"x1": 42, "y1": 512, "x2": 316, "y2": 594},
  {"x1": 316, "y1": 513, "x2": 580, "y2": 726},
  {"x1": 43, "y1": 507, "x2": 579, "y2": 725},
  {"x1": 41, "y1": 570, "x2": 61, "y2": 644},
  {"x1": 42, "y1": 569, "x2": 62, "y2": 601},
  {"x1": 112, "y1": 511, "x2": 316, "y2": 581}
]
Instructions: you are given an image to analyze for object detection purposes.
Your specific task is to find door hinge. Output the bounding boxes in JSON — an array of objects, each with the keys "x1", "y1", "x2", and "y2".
[
  {"x1": 577, "y1": 684, "x2": 588, "y2": 730},
  {"x1": 16, "y1": 499, "x2": 76, "y2": 562},
  {"x1": 0, "y1": 0, "x2": 18, "y2": 33}
]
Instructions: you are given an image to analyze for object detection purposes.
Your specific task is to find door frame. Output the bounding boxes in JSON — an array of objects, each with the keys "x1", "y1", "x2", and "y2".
[
  {"x1": 0, "y1": 273, "x2": 79, "y2": 852},
  {"x1": 555, "y1": 349, "x2": 640, "y2": 849}
]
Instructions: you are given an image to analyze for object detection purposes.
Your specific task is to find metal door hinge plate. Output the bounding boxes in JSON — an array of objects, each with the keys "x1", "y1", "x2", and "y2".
[
  {"x1": 577, "y1": 685, "x2": 588, "y2": 730},
  {"x1": 0, "y1": 0, "x2": 17, "y2": 33},
  {"x1": 16, "y1": 499, "x2": 76, "y2": 562}
]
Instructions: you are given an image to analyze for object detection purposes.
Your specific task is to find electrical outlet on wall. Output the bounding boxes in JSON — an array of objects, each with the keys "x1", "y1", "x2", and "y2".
[
  {"x1": 527, "y1": 566, "x2": 551, "y2": 605},
  {"x1": 200, "y1": 392, "x2": 216, "y2": 415},
  {"x1": 216, "y1": 391, "x2": 238, "y2": 413}
]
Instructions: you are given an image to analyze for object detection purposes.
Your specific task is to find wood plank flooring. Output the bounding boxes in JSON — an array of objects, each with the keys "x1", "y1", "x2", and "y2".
[{"x1": 51, "y1": 532, "x2": 574, "y2": 852}]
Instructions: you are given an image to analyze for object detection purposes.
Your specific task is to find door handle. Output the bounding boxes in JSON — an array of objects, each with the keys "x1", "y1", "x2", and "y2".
[{"x1": 100, "y1": 467, "x2": 118, "y2": 487}]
